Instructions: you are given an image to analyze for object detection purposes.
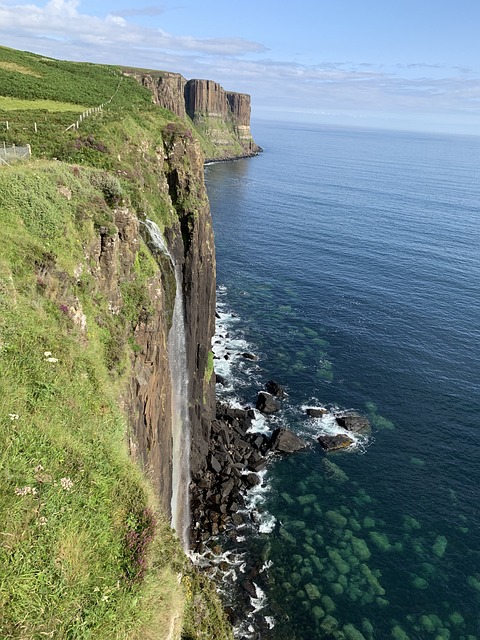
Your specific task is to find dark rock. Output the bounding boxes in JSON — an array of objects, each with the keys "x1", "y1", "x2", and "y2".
[
  {"x1": 209, "y1": 454, "x2": 222, "y2": 474},
  {"x1": 317, "y1": 434, "x2": 354, "y2": 451},
  {"x1": 215, "y1": 373, "x2": 227, "y2": 386},
  {"x1": 245, "y1": 472, "x2": 261, "y2": 487},
  {"x1": 221, "y1": 478, "x2": 235, "y2": 497},
  {"x1": 265, "y1": 380, "x2": 286, "y2": 398},
  {"x1": 256, "y1": 391, "x2": 280, "y2": 414},
  {"x1": 268, "y1": 428, "x2": 308, "y2": 453},
  {"x1": 241, "y1": 580, "x2": 257, "y2": 598},
  {"x1": 250, "y1": 434, "x2": 267, "y2": 450},
  {"x1": 242, "y1": 351, "x2": 258, "y2": 361},
  {"x1": 232, "y1": 513, "x2": 244, "y2": 526},
  {"x1": 335, "y1": 413, "x2": 370, "y2": 432},
  {"x1": 306, "y1": 407, "x2": 328, "y2": 418},
  {"x1": 248, "y1": 458, "x2": 268, "y2": 472}
]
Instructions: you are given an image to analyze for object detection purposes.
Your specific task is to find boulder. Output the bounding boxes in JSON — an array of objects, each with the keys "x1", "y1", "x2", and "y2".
[
  {"x1": 317, "y1": 434, "x2": 354, "y2": 452},
  {"x1": 209, "y1": 454, "x2": 222, "y2": 473},
  {"x1": 256, "y1": 391, "x2": 280, "y2": 414},
  {"x1": 242, "y1": 352, "x2": 258, "y2": 361},
  {"x1": 269, "y1": 428, "x2": 308, "y2": 453},
  {"x1": 245, "y1": 472, "x2": 261, "y2": 487},
  {"x1": 306, "y1": 407, "x2": 328, "y2": 418},
  {"x1": 215, "y1": 373, "x2": 227, "y2": 386},
  {"x1": 265, "y1": 380, "x2": 286, "y2": 398},
  {"x1": 335, "y1": 414, "x2": 370, "y2": 432}
]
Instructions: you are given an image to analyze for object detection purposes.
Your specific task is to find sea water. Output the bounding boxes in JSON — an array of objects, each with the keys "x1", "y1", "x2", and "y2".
[{"x1": 205, "y1": 122, "x2": 480, "y2": 639}]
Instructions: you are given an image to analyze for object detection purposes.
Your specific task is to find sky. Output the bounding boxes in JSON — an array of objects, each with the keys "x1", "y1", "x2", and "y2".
[{"x1": 1, "y1": 0, "x2": 479, "y2": 135}]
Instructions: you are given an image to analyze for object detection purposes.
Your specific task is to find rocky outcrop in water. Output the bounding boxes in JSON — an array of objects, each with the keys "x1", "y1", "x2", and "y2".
[
  {"x1": 190, "y1": 403, "x2": 307, "y2": 551},
  {"x1": 335, "y1": 413, "x2": 370, "y2": 432},
  {"x1": 317, "y1": 434, "x2": 354, "y2": 452}
]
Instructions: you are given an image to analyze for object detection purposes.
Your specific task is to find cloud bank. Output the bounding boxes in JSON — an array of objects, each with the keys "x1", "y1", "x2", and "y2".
[{"x1": 0, "y1": 0, "x2": 479, "y2": 133}]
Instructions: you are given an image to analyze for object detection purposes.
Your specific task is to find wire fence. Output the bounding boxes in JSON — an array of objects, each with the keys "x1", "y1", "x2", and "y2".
[
  {"x1": 0, "y1": 72, "x2": 123, "y2": 166},
  {"x1": 0, "y1": 143, "x2": 31, "y2": 166},
  {"x1": 64, "y1": 75, "x2": 123, "y2": 133}
]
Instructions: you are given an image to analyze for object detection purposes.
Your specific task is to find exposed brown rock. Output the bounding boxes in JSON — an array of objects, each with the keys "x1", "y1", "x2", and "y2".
[
  {"x1": 124, "y1": 70, "x2": 187, "y2": 118},
  {"x1": 124, "y1": 69, "x2": 261, "y2": 160}
]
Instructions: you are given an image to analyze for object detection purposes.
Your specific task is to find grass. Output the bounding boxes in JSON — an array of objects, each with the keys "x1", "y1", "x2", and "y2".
[
  {"x1": 0, "y1": 45, "x2": 234, "y2": 640},
  {"x1": 0, "y1": 162, "x2": 172, "y2": 638},
  {"x1": 0, "y1": 96, "x2": 86, "y2": 112}
]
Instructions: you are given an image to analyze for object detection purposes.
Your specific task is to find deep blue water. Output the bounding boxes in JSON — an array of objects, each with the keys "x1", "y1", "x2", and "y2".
[{"x1": 205, "y1": 122, "x2": 480, "y2": 639}]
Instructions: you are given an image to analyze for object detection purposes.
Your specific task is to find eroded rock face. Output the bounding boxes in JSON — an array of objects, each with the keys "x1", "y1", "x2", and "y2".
[
  {"x1": 185, "y1": 79, "x2": 229, "y2": 119},
  {"x1": 125, "y1": 69, "x2": 261, "y2": 159},
  {"x1": 124, "y1": 70, "x2": 187, "y2": 118},
  {"x1": 96, "y1": 127, "x2": 216, "y2": 518},
  {"x1": 161, "y1": 127, "x2": 217, "y2": 479}
]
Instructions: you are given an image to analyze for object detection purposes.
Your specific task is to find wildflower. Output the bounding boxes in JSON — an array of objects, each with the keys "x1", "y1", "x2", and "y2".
[
  {"x1": 45, "y1": 357, "x2": 58, "y2": 363},
  {"x1": 8, "y1": 414, "x2": 19, "y2": 421},
  {"x1": 60, "y1": 477, "x2": 73, "y2": 491},
  {"x1": 38, "y1": 516, "x2": 48, "y2": 526},
  {"x1": 14, "y1": 486, "x2": 37, "y2": 496}
]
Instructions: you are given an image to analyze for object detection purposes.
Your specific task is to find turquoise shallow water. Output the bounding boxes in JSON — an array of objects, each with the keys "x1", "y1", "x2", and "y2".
[{"x1": 205, "y1": 122, "x2": 480, "y2": 639}]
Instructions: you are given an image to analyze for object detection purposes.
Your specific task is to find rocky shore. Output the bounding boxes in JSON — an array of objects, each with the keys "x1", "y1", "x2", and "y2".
[{"x1": 190, "y1": 398, "x2": 307, "y2": 552}]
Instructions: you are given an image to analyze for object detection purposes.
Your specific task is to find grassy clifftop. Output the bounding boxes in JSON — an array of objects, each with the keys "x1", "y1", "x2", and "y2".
[{"x1": 0, "y1": 46, "x2": 232, "y2": 640}]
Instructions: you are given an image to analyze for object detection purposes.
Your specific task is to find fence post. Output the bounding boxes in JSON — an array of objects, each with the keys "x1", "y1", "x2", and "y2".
[
  {"x1": 34, "y1": 122, "x2": 38, "y2": 133},
  {"x1": 6, "y1": 121, "x2": 8, "y2": 131}
]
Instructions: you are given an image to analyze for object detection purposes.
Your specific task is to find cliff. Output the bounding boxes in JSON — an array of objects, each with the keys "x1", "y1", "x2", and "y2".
[
  {"x1": 124, "y1": 69, "x2": 262, "y2": 161},
  {"x1": 0, "y1": 45, "x2": 231, "y2": 640}
]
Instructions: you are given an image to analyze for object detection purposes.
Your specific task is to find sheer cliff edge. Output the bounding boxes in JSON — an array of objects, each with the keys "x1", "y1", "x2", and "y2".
[{"x1": 123, "y1": 69, "x2": 262, "y2": 162}]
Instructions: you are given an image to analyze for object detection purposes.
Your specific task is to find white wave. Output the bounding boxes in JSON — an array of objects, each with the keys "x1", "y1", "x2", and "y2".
[
  {"x1": 247, "y1": 409, "x2": 270, "y2": 434},
  {"x1": 259, "y1": 513, "x2": 277, "y2": 534},
  {"x1": 265, "y1": 616, "x2": 275, "y2": 629},
  {"x1": 250, "y1": 583, "x2": 267, "y2": 614},
  {"x1": 261, "y1": 560, "x2": 273, "y2": 572},
  {"x1": 299, "y1": 403, "x2": 371, "y2": 453}
]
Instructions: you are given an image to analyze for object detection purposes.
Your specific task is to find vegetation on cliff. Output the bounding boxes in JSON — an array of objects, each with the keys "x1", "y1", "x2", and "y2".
[{"x1": 0, "y1": 46, "x2": 231, "y2": 639}]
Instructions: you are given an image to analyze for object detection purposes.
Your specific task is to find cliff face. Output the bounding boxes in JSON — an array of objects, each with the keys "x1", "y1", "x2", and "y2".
[
  {"x1": 0, "y1": 46, "x2": 235, "y2": 639},
  {"x1": 132, "y1": 71, "x2": 187, "y2": 119},
  {"x1": 120, "y1": 124, "x2": 216, "y2": 520},
  {"x1": 125, "y1": 69, "x2": 261, "y2": 160}
]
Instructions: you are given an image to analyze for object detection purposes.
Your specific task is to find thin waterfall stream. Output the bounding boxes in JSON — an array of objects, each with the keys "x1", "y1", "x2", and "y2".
[{"x1": 142, "y1": 219, "x2": 191, "y2": 550}]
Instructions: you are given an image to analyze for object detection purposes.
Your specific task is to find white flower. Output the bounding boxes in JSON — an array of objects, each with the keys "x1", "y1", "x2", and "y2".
[
  {"x1": 14, "y1": 486, "x2": 37, "y2": 496},
  {"x1": 60, "y1": 477, "x2": 73, "y2": 491},
  {"x1": 45, "y1": 357, "x2": 58, "y2": 363},
  {"x1": 8, "y1": 414, "x2": 19, "y2": 421}
]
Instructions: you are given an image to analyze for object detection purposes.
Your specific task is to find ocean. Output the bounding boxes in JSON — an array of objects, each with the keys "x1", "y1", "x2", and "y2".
[{"x1": 204, "y1": 122, "x2": 480, "y2": 639}]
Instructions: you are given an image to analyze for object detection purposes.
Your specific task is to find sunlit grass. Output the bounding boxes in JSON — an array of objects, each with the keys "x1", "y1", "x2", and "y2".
[{"x1": 0, "y1": 96, "x2": 85, "y2": 112}]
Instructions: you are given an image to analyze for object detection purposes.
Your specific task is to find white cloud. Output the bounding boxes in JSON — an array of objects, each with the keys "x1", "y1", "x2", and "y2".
[
  {"x1": 0, "y1": 0, "x2": 479, "y2": 133},
  {"x1": 0, "y1": 0, "x2": 266, "y2": 55}
]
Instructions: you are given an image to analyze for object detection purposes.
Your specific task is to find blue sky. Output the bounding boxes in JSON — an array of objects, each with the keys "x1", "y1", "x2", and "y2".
[{"x1": 1, "y1": 0, "x2": 479, "y2": 134}]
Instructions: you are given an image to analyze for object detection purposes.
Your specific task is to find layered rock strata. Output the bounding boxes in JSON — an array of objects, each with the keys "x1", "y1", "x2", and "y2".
[
  {"x1": 124, "y1": 126, "x2": 216, "y2": 521},
  {"x1": 124, "y1": 69, "x2": 261, "y2": 160}
]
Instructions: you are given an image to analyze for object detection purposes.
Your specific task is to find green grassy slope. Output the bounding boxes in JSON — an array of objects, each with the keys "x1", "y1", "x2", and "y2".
[{"x1": 0, "y1": 46, "x2": 232, "y2": 640}]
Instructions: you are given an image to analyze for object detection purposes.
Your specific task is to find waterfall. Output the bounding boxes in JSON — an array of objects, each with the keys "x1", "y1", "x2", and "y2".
[{"x1": 142, "y1": 219, "x2": 191, "y2": 550}]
